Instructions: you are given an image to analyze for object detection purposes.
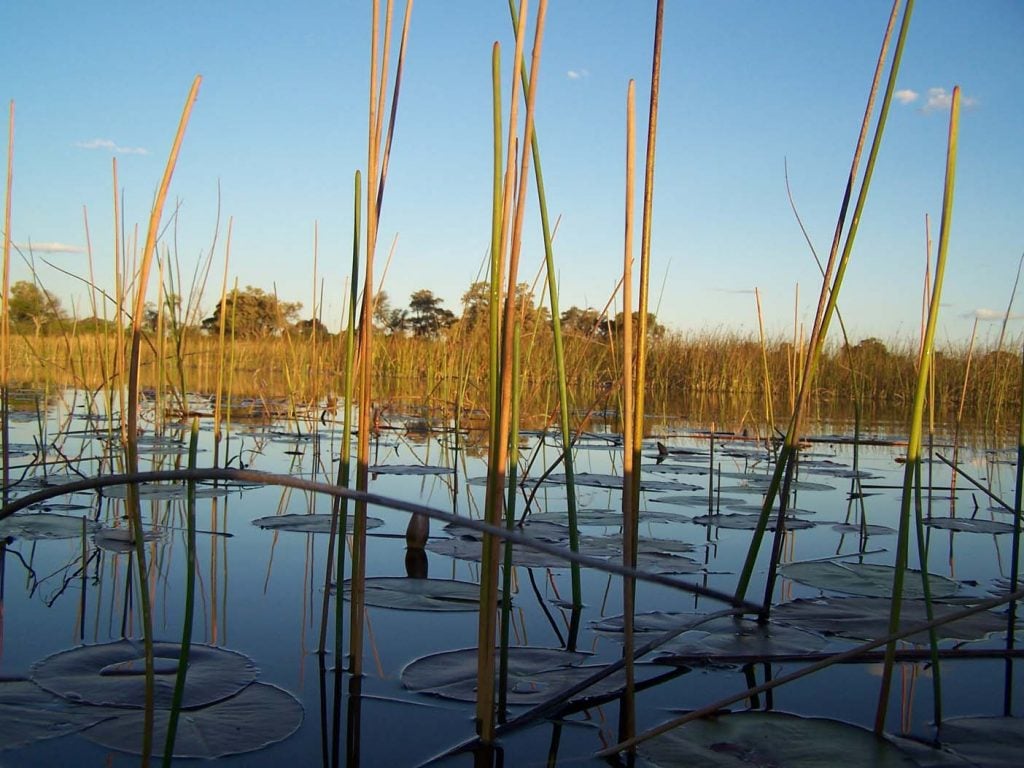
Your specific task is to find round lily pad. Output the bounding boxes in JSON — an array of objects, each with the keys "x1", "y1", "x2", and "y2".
[
  {"x1": 369, "y1": 464, "x2": 455, "y2": 476},
  {"x1": 82, "y1": 682, "x2": 303, "y2": 759},
  {"x1": 337, "y1": 577, "x2": 494, "y2": 612},
  {"x1": 938, "y1": 716, "x2": 1024, "y2": 767},
  {"x1": 779, "y1": 561, "x2": 957, "y2": 599},
  {"x1": 31, "y1": 640, "x2": 258, "y2": 709},
  {"x1": 926, "y1": 517, "x2": 1016, "y2": 534},
  {"x1": 639, "y1": 711, "x2": 918, "y2": 767},
  {"x1": 0, "y1": 513, "x2": 100, "y2": 540},
  {"x1": 0, "y1": 678, "x2": 119, "y2": 750},
  {"x1": 402, "y1": 646, "x2": 590, "y2": 704},
  {"x1": 691, "y1": 513, "x2": 816, "y2": 530},
  {"x1": 252, "y1": 513, "x2": 383, "y2": 533},
  {"x1": 657, "y1": 616, "x2": 825, "y2": 661},
  {"x1": 774, "y1": 596, "x2": 1008, "y2": 643}
]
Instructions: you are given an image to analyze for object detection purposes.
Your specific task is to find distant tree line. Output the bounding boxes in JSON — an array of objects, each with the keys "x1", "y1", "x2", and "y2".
[{"x1": 4, "y1": 279, "x2": 662, "y2": 341}]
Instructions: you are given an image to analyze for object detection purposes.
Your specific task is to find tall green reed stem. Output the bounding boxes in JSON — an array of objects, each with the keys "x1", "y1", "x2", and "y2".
[
  {"x1": 507, "y1": 0, "x2": 581, "y2": 610},
  {"x1": 874, "y1": 84, "x2": 959, "y2": 733},
  {"x1": 1005, "y1": 340, "x2": 1024, "y2": 715},
  {"x1": 734, "y1": 0, "x2": 912, "y2": 607},
  {"x1": 163, "y1": 419, "x2": 199, "y2": 767}
]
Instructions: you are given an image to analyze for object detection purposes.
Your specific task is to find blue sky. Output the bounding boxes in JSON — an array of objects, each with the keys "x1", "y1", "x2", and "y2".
[{"x1": 3, "y1": 1, "x2": 1022, "y2": 345}]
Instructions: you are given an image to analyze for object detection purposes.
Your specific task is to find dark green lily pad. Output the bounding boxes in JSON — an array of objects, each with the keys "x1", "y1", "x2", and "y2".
[
  {"x1": 337, "y1": 577, "x2": 494, "y2": 611},
  {"x1": 926, "y1": 517, "x2": 1016, "y2": 534},
  {"x1": 31, "y1": 640, "x2": 258, "y2": 709},
  {"x1": 402, "y1": 646, "x2": 590, "y2": 704},
  {"x1": 0, "y1": 513, "x2": 100, "y2": 540},
  {"x1": 82, "y1": 682, "x2": 303, "y2": 759},
  {"x1": 546, "y1": 473, "x2": 702, "y2": 492},
  {"x1": 251, "y1": 513, "x2": 383, "y2": 533},
  {"x1": 426, "y1": 535, "x2": 574, "y2": 569},
  {"x1": 100, "y1": 483, "x2": 227, "y2": 500},
  {"x1": 639, "y1": 711, "x2": 918, "y2": 767},
  {"x1": 774, "y1": 596, "x2": 1009, "y2": 643},
  {"x1": 529, "y1": 508, "x2": 682, "y2": 526},
  {"x1": 656, "y1": 616, "x2": 825, "y2": 661},
  {"x1": 369, "y1": 464, "x2": 455, "y2": 476},
  {"x1": 691, "y1": 513, "x2": 816, "y2": 531},
  {"x1": 651, "y1": 494, "x2": 747, "y2": 508},
  {"x1": 0, "y1": 678, "x2": 119, "y2": 750},
  {"x1": 779, "y1": 561, "x2": 957, "y2": 599},
  {"x1": 937, "y1": 716, "x2": 1024, "y2": 767},
  {"x1": 832, "y1": 523, "x2": 897, "y2": 536},
  {"x1": 593, "y1": 611, "x2": 700, "y2": 634}
]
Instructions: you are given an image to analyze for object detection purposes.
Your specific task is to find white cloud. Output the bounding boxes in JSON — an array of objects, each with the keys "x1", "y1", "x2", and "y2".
[
  {"x1": 894, "y1": 88, "x2": 918, "y2": 105},
  {"x1": 567, "y1": 68, "x2": 589, "y2": 80},
  {"x1": 75, "y1": 138, "x2": 149, "y2": 155},
  {"x1": 14, "y1": 241, "x2": 86, "y2": 254},
  {"x1": 922, "y1": 87, "x2": 978, "y2": 113},
  {"x1": 970, "y1": 308, "x2": 1024, "y2": 322}
]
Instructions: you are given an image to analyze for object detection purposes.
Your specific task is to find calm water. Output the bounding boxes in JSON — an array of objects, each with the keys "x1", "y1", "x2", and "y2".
[{"x1": 0, "y1": 390, "x2": 1021, "y2": 766}]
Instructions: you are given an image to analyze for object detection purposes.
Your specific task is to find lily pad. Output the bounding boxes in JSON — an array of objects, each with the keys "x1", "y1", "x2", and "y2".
[
  {"x1": 656, "y1": 616, "x2": 825, "y2": 661},
  {"x1": 546, "y1": 472, "x2": 702, "y2": 492},
  {"x1": 0, "y1": 678, "x2": 119, "y2": 750},
  {"x1": 337, "y1": 577, "x2": 494, "y2": 611},
  {"x1": 779, "y1": 561, "x2": 957, "y2": 599},
  {"x1": 100, "y1": 483, "x2": 227, "y2": 500},
  {"x1": 31, "y1": 640, "x2": 258, "y2": 709},
  {"x1": 0, "y1": 513, "x2": 100, "y2": 540},
  {"x1": 938, "y1": 716, "x2": 1024, "y2": 767},
  {"x1": 369, "y1": 464, "x2": 455, "y2": 476},
  {"x1": 402, "y1": 646, "x2": 590, "y2": 704},
  {"x1": 82, "y1": 682, "x2": 303, "y2": 759},
  {"x1": 638, "y1": 711, "x2": 918, "y2": 767},
  {"x1": 774, "y1": 596, "x2": 1009, "y2": 643},
  {"x1": 832, "y1": 523, "x2": 897, "y2": 536},
  {"x1": 252, "y1": 513, "x2": 384, "y2": 533},
  {"x1": 691, "y1": 513, "x2": 816, "y2": 531},
  {"x1": 926, "y1": 517, "x2": 1016, "y2": 534},
  {"x1": 651, "y1": 494, "x2": 747, "y2": 508}
]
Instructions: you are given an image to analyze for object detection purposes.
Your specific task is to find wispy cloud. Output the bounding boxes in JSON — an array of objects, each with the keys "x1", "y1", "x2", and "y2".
[
  {"x1": 14, "y1": 241, "x2": 86, "y2": 254},
  {"x1": 75, "y1": 138, "x2": 149, "y2": 155},
  {"x1": 567, "y1": 68, "x2": 589, "y2": 80},
  {"x1": 921, "y1": 87, "x2": 978, "y2": 113},
  {"x1": 969, "y1": 308, "x2": 1024, "y2": 322},
  {"x1": 894, "y1": 88, "x2": 918, "y2": 105}
]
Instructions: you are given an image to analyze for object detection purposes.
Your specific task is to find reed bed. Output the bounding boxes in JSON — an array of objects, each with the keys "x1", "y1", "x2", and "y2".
[{"x1": 6, "y1": 330, "x2": 1022, "y2": 428}]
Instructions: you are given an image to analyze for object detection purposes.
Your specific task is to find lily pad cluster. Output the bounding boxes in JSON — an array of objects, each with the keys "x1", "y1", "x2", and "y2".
[{"x1": 0, "y1": 639, "x2": 303, "y2": 759}]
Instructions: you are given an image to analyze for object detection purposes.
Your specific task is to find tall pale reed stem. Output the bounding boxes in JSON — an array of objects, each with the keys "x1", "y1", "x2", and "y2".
[
  {"x1": 125, "y1": 74, "x2": 201, "y2": 768},
  {"x1": 619, "y1": 77, "x2": 637, "y2": 745},
  {"x1": 2, "y1": 101, "x2": 13, "y2": 502}
]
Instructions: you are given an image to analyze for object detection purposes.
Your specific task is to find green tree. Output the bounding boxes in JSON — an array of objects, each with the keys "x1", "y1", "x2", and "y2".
[
  {"x1": 372, "y1": 290, "x2": 407, "y2": 335},
  {"x1": 201, "y1": 286, "x2": 302, "y2": 338},
  {"x1": 291, "y1": 317, "x2": 334, "y2": 338},
  {"x1": 7, "y1": 280, "x2": 65, "y2": 333},
  {"x1": 560, "y1": 306, "x2": 606, "y2": 337},
  {"x1": 460, "y1": 281, "x2": 547, "y2": 331},
  {"x1": 408, "y1": 289, "x2": 455, "y2": 338}
]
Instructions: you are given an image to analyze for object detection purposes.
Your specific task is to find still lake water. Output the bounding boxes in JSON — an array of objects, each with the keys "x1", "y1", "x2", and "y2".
[{"x1": 1, "y1": 390, "x2": 1021, "y2": 766}]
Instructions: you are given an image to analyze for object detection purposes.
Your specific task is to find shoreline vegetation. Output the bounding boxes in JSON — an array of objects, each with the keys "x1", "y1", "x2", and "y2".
[{"x1": 3, "y1": 323, "x2": 1021, "y2": 428}]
